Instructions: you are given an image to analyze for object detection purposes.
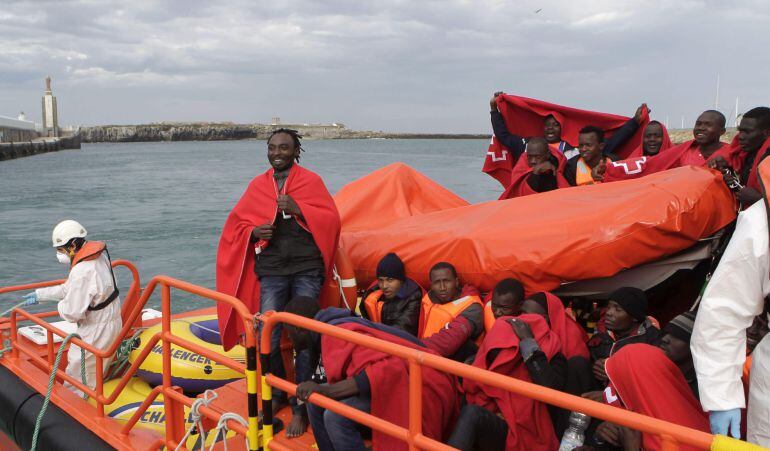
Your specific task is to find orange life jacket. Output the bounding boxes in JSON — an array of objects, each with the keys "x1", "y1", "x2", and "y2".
[
  {"x1": 363, "y1": 290, "x2": 385, "y2": 323},
  {"x1": 576, "y1": 157, "x2": 611, "y2": 186},
  {"x1": 743, "y1": 354, "x2": 752, "y2": 386},
  {"x1": 71, "y1": 241, "x2": 120, "y2": 311},
  {"x1": 483, "y1": 301, "x2": 496, "y2": 333},
  {"x1": 71, "y1": 241, "x2": 106, "y2": 267},
  {"x1": 419, "y1": 293, "x2": 483, "y2": 339}
]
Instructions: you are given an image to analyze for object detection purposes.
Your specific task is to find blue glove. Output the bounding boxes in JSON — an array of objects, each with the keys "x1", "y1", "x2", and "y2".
[
  {"x1": 710, "y1": 409, "x2": 741, "y2": 438},
  {"x1": 22, "y1": 292, "x2": 38, "y2": 306}
]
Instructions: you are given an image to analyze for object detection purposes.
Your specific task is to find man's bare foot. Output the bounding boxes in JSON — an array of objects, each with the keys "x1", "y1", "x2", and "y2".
[{"x1": 285, "y1": 411, "x2": 309, "y2": 438}]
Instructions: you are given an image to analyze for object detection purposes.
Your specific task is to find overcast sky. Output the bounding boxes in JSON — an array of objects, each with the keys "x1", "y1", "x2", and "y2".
[{"x1": 1, "y1": 0, "x2": 768, "y2": 133}]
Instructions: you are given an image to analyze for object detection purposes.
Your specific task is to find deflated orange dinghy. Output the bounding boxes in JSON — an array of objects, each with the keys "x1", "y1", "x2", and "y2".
[{"x1": 334, "y1": 163, "x2": 736, "y2": 293}]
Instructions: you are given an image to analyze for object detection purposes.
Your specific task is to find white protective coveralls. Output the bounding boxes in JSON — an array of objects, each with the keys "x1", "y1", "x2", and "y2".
[
  {"x1": 35, "y1": 251, "x2": 123, "y2": 394},
  {"x1": 691, "y1": 199, "x2": 770, "y2": 445}
]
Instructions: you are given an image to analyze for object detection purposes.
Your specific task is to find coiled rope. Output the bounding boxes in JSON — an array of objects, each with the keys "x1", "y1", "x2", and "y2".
[
  {"x1": 208, "y1": 412, "x2": 250, "y2": 451},
  {"x1": 30, "y1": 333, "x2": 87, "y2": 451},
  {"x1": 175, "y1": 389, "x2": 219, "y2": 451}
]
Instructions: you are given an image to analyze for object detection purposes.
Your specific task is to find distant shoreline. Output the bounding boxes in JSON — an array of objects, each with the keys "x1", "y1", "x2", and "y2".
[
  {"x1": 79, "y1": 122, "x2": 489, "y2": 143},
  {"x1": 79, "y1": 122, "x2": 737, "y2": 144}
]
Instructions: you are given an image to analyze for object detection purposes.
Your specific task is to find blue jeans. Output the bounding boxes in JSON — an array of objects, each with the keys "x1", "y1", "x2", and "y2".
[
  {"x1": 259, "y1": 271, "x2": 324, "y2": 414},
  {"x1": 307, "y1": 395, "x2": 371, "y2": 451}
]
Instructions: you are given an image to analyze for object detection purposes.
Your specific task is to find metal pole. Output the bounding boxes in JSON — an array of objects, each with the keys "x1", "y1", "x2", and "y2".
[{"x1": 246, "y1": 345, "x2": 259, "y2": 450}]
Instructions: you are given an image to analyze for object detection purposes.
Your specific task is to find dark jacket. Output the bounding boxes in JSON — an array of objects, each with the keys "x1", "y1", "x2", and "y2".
[
  {"x1": 603, "y1": 117, "x2": 640, "y2": 156},
  {"x1": 587, "y1": 319, "x2": 661, "y2": 362},
  {"x1": 360, "y1": 279, "x2": 424, "y2": 336},
  {"x1": 526, "y1": 154, "x2": 562, "y2": 193}
]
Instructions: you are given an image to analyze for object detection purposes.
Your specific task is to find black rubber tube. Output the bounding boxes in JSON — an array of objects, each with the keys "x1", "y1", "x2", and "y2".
[{"x1": 0, "y1": 366, "x2": 115, "y2": 450}]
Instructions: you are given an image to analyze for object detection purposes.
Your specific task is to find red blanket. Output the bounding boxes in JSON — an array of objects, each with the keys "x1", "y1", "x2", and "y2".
[
  {"x1": 746, "y1": 137, "x2": 770, "y2": 191},
  {"x1": 605, "y1": 344, "x2": 709, "y2": 451},
  {"x1": 543, "y1": 292, "x2": 589, "y2": 359},
  {"x1": 483, "y1": 94, "x2": 649, "y2": 187},
  {"x1": 322, "y1": 322, "x2": 460, "y2": 450},
  {"x1": 627, "y1": 121, "x2": 673, "y2": 158},
  {"x1": 216, "y1": 165, "x2": 340, "y2": 350},
  {"x1": 498, "y1": 147, "x2": 569, "y2": 199},
  {"x1": 464, "y1": 314, "x2": 560, "y2": 450},
  {"x1": 603, "y1": 139, "x2": 744, "y2": 183}
]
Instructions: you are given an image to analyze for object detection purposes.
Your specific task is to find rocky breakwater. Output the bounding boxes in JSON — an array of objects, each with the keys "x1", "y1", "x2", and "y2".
[
  {"x1": 80, "y1": 122, "x2": 489, "y2": 143},
  {"x1": 0, "y1": 134, "x2": 81, "y2": 161},
  {"x1": 80, "y1": 123, "x2": 273, "y2": 142}
]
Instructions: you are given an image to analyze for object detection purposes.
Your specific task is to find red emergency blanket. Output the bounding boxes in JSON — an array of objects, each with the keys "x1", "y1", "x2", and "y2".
[
  {"x1": 603, "y1": 139, "x2": 744, "y2": 183},
  {"x1": 747, "y1": 137, "x2": 770, "y2": 191},
  {"x1": 605, "y1": 344, "x2": 709, "y2": 451},
  {"x1": 543, "y1": 292, "x2": 589, "y2": 359},
  {"x1": 323, "y1": 321, "x2": 460, "y2": 450},
  {"x1": 464, "y1": 314, "x2": 560, "y2": 450},
  {"x1": 336, "y1": 163, "x2": 736, "y2": 294},
  {"x1": 216, "y1": 165, "x2": 340, "y2": 350},
  {"x1": 483, "y1": 94, "x2": 649, "y2": 187}
]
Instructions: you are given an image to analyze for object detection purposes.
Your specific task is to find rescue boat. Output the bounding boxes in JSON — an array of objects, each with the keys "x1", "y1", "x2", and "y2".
[{"x1": 0, "y1": 164, "x2": 752, "y2": 450}]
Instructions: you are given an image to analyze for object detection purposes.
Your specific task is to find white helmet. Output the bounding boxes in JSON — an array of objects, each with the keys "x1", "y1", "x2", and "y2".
[{"x1": 51, "y1": 220, "x2": 87, "y2": 248}]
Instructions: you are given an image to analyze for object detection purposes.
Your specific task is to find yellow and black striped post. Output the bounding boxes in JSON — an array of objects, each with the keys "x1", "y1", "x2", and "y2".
[
  {"x1": 246, "y1": 345, "x2": 259, "y2": 450},
  {"x1": 259, "y1": 351, "x2": 274, "y2": 447}
]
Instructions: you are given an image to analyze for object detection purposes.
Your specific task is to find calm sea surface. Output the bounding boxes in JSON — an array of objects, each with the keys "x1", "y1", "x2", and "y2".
[{"x1": 0, "y1": 139, "x2": 497, "y2": 312}]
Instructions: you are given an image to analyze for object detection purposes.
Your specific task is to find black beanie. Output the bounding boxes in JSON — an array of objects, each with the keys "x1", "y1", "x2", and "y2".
[
  {"x1": 609, "y1": 287, "x2": 648, "y2": 322},
  {"x1": 663, "y1": 311, "x2": 696, "y2": 343},
  {"x1": 376, "y1": 253, "x2": 406, "y2": 281}
]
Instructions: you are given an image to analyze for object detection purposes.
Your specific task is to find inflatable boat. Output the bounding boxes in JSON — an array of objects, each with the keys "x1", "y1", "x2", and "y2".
[{"x1": 0, "y1": 163, "x2": 751, "y2": 450}]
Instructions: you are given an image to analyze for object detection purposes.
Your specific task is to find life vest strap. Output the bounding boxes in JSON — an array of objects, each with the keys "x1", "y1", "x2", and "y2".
[{"x1": 87, "y1": 246, "x2": 120, "y2": 311}]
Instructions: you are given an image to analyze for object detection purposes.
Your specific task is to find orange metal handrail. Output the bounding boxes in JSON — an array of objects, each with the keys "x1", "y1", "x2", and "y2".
[
  {"x1": 1, "y1": 269, "x2": 260, "y2": 450},
  {"x1": 260, "y1": 311, "x2": 716, "y2": 451}
]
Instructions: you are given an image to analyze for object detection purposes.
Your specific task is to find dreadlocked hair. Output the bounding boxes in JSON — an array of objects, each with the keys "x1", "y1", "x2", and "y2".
[{"x1": 268, "y1": 128, "x2": 305, "y2": 162}]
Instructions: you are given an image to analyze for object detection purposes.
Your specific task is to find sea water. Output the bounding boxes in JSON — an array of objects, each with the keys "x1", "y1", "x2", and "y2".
[{"x1": 0, "y1": 139, "x2": 497, "y2": 312}]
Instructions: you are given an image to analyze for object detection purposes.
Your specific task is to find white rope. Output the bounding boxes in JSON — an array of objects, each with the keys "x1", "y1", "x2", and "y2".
[
  {"x1": 208, "y1": 412, "x2": 250, "y2": 451},
  {"x1": 175, "y1": 390, "x2": 218, "y2": 451},
  {"x1": 333, "y1": 266, "x2": 352, "y2": 310}
]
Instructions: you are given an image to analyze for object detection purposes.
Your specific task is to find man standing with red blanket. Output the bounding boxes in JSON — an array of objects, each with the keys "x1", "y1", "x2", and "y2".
[{"x1": 216, "y1": 128, "x2": 341, "y2": 437}]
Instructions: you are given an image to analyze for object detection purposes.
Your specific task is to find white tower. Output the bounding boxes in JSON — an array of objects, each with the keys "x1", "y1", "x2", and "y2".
[{"x1": 41, "y1": 76, "x2": 59, "y2": 137}]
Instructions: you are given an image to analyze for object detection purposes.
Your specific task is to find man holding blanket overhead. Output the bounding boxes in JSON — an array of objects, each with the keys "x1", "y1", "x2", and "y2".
[
  {"x1": 216, "y1": 128, "x2": 341, "y2": 437},
  {"x1": 484, "y1": 92, "x2": 649, "y2": 188}
]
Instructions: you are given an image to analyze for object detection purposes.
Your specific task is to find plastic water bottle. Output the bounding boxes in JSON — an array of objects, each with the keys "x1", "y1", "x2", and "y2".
[{"x1": 559, "y1": 411, "x2": 590, "y2": 451}]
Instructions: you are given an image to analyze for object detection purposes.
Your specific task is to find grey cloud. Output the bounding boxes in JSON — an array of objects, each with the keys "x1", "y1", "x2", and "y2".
[{"x1": 1, "y1": 0, "x2": 769, "y2": 132}]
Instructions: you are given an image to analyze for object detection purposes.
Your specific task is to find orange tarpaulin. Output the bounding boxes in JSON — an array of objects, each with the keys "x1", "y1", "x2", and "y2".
[
  {"x1": 335, "y1": 162, "x2": 469, "y2": 232},
  {"x1": 335, "y1": 163, "x2": 736, "y2": 293}
]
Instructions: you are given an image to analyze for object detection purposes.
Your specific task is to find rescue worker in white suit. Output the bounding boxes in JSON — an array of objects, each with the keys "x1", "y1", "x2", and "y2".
[
  {"x1": 691, "y1": 160, "x2": 770, "y2": 446},
  {"x1": 22, "y1": 220, "x2": 123, "y2": 395}
]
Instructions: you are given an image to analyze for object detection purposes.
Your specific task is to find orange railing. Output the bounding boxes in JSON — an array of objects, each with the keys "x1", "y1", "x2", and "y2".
[
  {"x1": 0, "y1": 266, "x2": 260, "y2": 450},
  {"x1": 260, "y1": 311, "x2": 726, "y2": 451}
]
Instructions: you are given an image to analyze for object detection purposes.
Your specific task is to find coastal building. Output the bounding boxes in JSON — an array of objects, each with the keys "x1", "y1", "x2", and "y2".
[
  {"x1": 0, "y1": 115, "x2": 37, "y2": 143},
  {"x1": 41, "y1": 76, "x2": 59, "y2": 137}
]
